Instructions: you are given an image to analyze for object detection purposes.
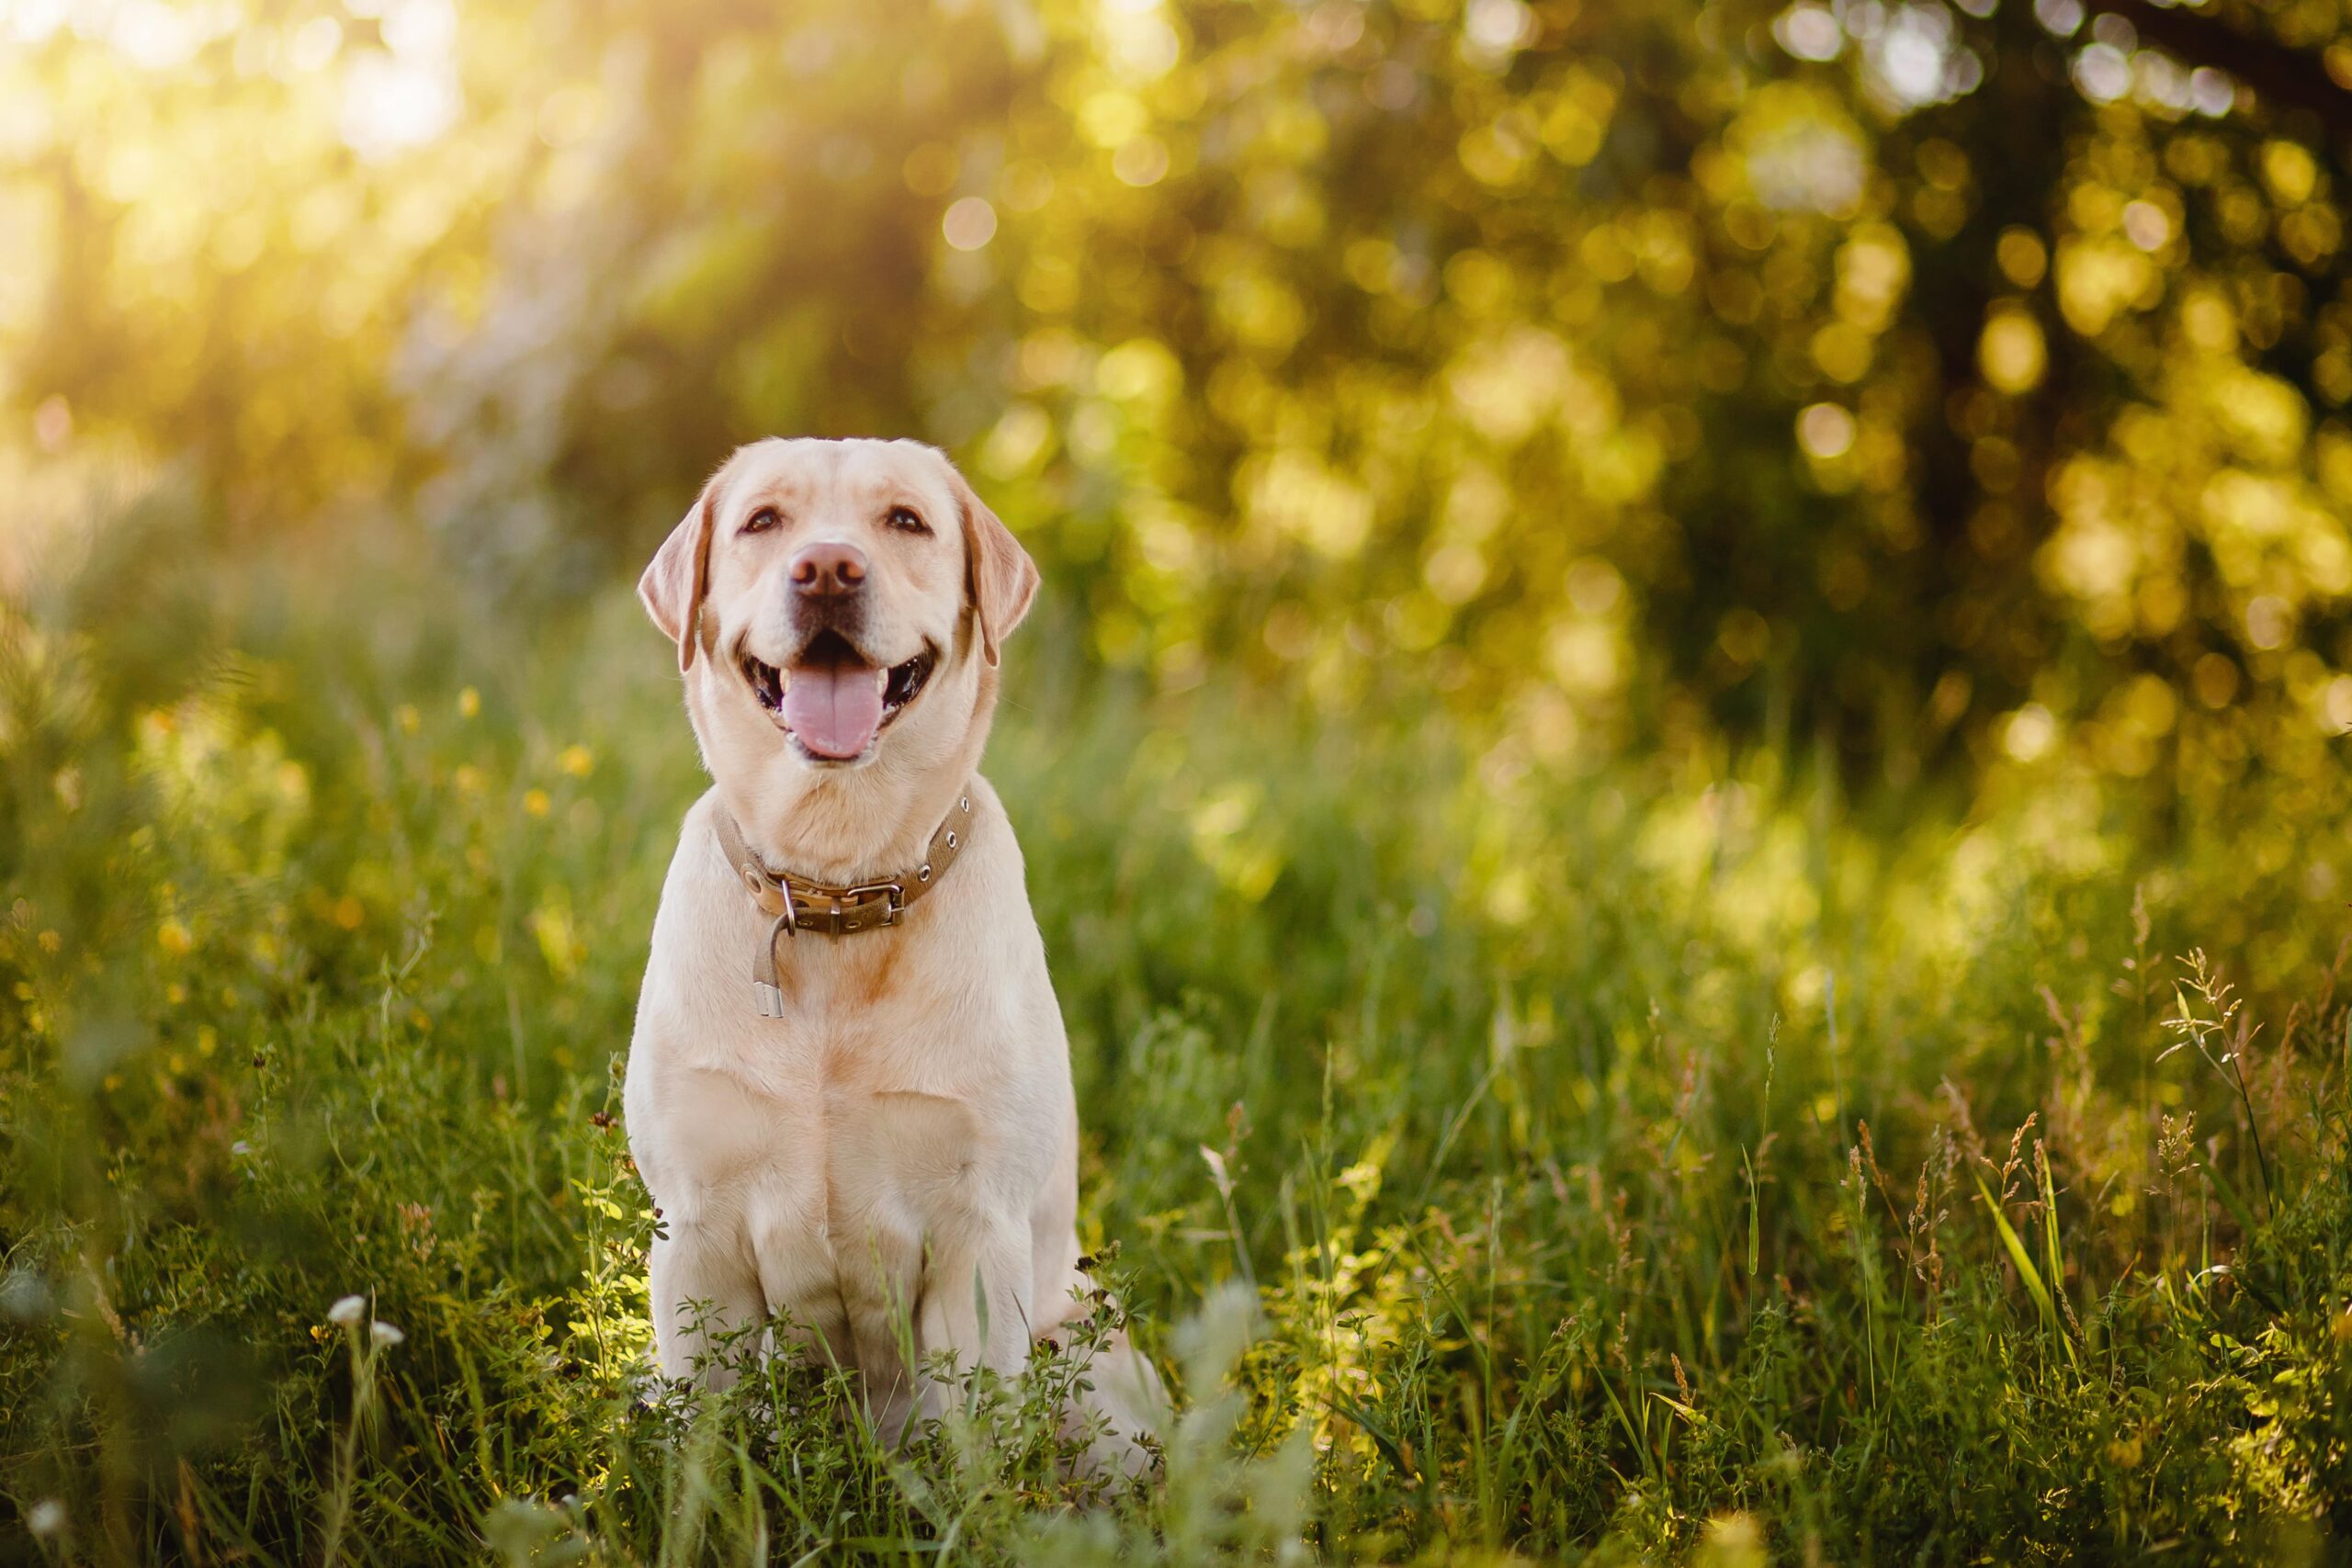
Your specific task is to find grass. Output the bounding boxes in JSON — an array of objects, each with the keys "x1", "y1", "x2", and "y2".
[{"x1": 6, "y1": 497, "x2": 2352, "y2": 1564}]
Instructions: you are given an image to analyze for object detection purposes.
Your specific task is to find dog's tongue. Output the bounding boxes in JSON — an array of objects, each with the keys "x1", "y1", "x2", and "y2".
[{"x1": 783, "y1": 660, "x2": 883, "y2": 760}]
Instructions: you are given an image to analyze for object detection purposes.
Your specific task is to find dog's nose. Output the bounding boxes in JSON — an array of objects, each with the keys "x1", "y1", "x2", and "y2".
[{"x1": 789, "y1": 541, "x2": 867, "y2": 598}]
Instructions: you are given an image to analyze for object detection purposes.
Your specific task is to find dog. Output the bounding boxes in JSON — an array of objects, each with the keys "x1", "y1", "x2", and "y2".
[{"x1": 624, "y1": 436, "x2": 1163, "y2": 1472}]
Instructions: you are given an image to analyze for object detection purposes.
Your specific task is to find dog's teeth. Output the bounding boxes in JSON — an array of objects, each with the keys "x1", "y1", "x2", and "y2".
[{"x1": 875, "y1": 668, "x2": 889, "y2": 694}]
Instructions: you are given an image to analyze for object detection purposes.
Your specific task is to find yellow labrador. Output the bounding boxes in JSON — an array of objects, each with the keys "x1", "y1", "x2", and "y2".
[{"x1": 625, "y1": 437, "x2": 1162, "y2": 1472}]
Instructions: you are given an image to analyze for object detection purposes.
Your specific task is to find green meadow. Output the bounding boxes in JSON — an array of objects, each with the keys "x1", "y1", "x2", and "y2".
[{"x1": 6, "y1": 496, "x2": 2352, "y2": 1563}]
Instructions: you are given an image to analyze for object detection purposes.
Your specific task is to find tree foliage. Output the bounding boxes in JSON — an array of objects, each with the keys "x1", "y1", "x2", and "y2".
[{"x1": 6, "y1": 0, "x2": 2352, "y2": 774}]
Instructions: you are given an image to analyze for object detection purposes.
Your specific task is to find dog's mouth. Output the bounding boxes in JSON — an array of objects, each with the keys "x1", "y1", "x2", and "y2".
[{"x1": 740, "y1": 630, "x2": 935, "y2": 762}]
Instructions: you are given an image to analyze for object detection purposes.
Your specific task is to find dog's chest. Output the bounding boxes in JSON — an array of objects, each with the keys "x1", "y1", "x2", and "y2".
[
  {"x1": 664, "y1": 990, "x2": 984, "y2": 1190},
  {"x1": 644, "y1": 959, "x2": 998, "y2": 1309}
]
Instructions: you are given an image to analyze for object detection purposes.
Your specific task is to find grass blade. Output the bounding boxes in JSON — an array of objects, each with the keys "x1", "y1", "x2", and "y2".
[{"x1": 1972, "y1": 1171, "x2": 2061, "y2": 1347}]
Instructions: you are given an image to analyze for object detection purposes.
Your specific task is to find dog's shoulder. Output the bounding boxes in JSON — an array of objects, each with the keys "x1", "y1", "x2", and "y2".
[
  {"x1": 634, "y1": 790, "x2": 748, "y2": 1032},
  {"x1": 655, "y1": 787, "x2": 731, "y2": 897}
]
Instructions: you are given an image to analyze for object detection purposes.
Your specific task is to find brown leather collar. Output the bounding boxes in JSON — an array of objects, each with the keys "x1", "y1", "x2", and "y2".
[{"x1": 712, "y1": 787, "x2": 976, "y2": 1018}]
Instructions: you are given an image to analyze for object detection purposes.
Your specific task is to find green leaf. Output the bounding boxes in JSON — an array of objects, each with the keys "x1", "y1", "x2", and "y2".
[{"x1": 1973, "y1": 1170, "x2": 2064, "y2": 1356}]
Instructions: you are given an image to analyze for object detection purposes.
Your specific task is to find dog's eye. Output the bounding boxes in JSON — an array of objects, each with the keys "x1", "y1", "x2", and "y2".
[
  {"x1": 885, "y1": 505, "x2": 930, "y2": 536},
  {"x1": 741, "y1": 506, "x2": 781, "y2": 536}
]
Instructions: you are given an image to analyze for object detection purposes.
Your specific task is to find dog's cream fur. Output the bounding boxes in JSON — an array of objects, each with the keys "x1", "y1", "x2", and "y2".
[{"x1": 624, "y1": 437, "x2": 1160, "y2": 1469}]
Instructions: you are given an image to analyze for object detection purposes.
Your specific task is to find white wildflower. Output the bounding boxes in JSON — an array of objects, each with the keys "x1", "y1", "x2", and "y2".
[
  {"x1": 26, "y1": 1498, "x2": 65, "y2": 1537},
  {"x1": 327, "y1": 1294, "x2": 366, "y2": 1326},
  {"x1": 370, "y1": 1320, "x2": 405, "y2": 1347}
]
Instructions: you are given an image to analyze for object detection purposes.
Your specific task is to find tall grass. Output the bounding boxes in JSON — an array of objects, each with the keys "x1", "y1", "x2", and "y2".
[{"x1": 5, "y1": 495, "x2": 2352, "y2": 1563}]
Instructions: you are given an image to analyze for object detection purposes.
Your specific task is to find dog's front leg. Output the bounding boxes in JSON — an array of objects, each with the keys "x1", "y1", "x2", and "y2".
[
  {"x1": 649, "y1": 1222, "x2": 766, "y2": 1390},
  {"x1": 916, "y1": 1222, "x2": 1036, "y2": 1412}
]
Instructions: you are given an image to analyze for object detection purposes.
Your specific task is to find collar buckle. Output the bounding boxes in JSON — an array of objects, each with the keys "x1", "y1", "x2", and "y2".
[{"x1": 840, "y1": 881, "x2": 906, "y2": 931}]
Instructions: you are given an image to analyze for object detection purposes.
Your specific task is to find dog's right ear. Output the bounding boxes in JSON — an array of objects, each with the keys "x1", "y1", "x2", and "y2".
[{"x1": 639, "y1": 480, "x2": 718, "y2": 673}]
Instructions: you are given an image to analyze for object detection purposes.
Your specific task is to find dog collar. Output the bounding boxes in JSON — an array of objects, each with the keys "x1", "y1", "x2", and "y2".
[{"x1": 711, "y1": 787, "x2": 976, "y2": 1018}]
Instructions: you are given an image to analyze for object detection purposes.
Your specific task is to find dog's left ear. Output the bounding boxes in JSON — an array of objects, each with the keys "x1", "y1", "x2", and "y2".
[
  {"x1": 951, "y1": 467, "x2": 1039, "y2": 668},
  {"x1": 639, "y1": 479, "x2": 718, "y2": 673}
]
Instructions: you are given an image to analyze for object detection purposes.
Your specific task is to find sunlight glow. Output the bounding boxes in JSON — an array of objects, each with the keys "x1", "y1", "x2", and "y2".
[
  {"x1": 338, "y1": 0, "x2": 460, "y2": 160},
  {"x1": 341, "y1": 51, "x2": 458, "y2": 160},
  {"x1": 3, "y1": 0, "x2": 67, "y2": 45}
]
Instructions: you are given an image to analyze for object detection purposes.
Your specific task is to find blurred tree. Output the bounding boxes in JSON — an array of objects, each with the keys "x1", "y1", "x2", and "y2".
[{"x1": 6, "y1": 0, "x2": 2351, "y2": 784}]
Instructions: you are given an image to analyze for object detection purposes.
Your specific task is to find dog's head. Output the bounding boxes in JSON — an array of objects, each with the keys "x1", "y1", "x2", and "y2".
[{"x1": 638, "y1": 438, "x2": 1037, "y2": 778}]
